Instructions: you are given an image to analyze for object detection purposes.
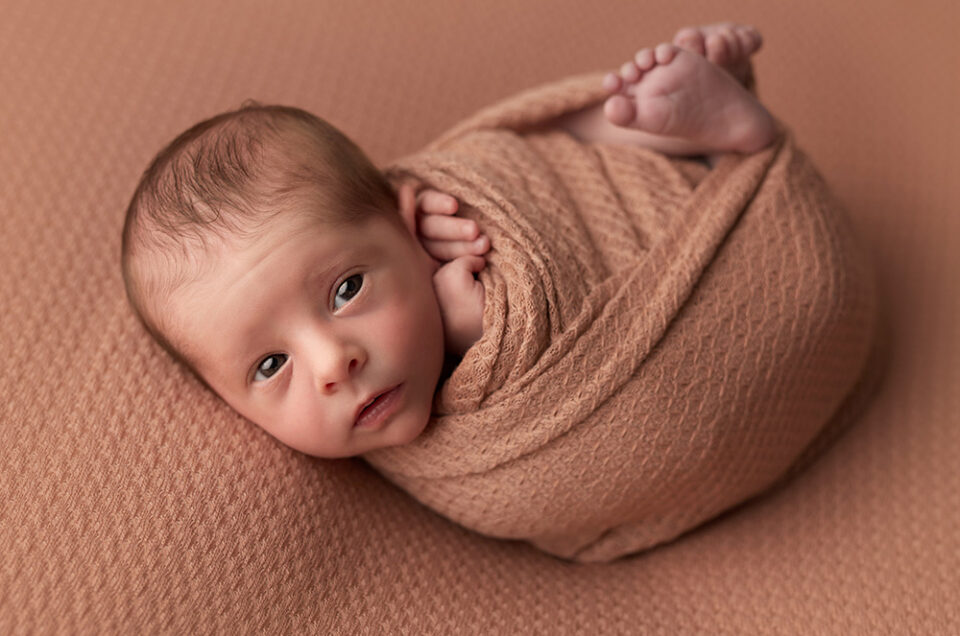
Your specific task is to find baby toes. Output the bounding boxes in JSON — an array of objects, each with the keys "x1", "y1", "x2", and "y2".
[
  {"x1": 620, "y1": 60, "x2": 641, "y2": 83},
  {"x1": 654, "y1": 43, "x2": 679, "y2": 65},
  {"x1": 602, "y1": 72, "x2": 623, "y2": 93},
  {"x1": 603, "y1": 94, "x2": 637, "y2": 127},
  {"x1": 736, "y1": 25, "x2": 763, "y2": 54},
  {"x1": 633, "y1": 47, "x2": 656, "y2": 72},
  {"x1": 705, "y1": 32, "x2": 732, "y2": 67},
  {"x1": 717, "y1": 25, "x2": 743, "y2": 60},
  {"x1": 673, "y1": 27, "x2": 706, "y2": 56}
]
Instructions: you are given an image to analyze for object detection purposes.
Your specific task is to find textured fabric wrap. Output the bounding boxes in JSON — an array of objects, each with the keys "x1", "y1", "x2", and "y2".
[{"x1": 361, "y1": 73, "x2": 879, "y2": 563}]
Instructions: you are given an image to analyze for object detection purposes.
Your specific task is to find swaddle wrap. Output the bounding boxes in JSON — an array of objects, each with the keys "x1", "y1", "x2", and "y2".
[{"x1": 361, "y1": 73, "x2": 879, "y2": 563}]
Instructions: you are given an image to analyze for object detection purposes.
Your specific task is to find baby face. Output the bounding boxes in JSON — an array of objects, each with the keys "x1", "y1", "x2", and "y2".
[{"x1": 165, "y1": 208, "x2": 445, "y2": 458}]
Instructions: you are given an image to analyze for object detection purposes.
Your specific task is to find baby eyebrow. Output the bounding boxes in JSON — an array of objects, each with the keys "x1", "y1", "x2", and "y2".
[{"x1": 305, "y1": 261, "x2": 340, "y2": 294}]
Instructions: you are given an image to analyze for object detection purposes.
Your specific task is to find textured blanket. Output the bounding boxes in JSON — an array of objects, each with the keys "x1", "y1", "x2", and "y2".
[{"x1": 362, "y1": 73, "x2": 879, "y2": 563}]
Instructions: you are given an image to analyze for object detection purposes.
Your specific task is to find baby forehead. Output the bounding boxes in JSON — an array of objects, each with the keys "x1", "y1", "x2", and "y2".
[
  {"x1": 159, "y1": 214, "x2": 351, "y2": 301},
  {"x1": 155, "y1": 219, "x2": 348, "y2": 361},
  {"x1": 155, "y1": 207, "x2": 405, "y2": 312},
  {"x1": 155, "y1": 208, "x2": 328, "y2": 267}
]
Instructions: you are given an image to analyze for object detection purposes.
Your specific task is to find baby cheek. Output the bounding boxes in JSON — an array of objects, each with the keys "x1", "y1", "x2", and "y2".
[
  {"x1": 379, "y1": 296, "x2": 421, "y2": 351},
  {"x1": 387, "y1": 288, "x2": 440, "y2": 353},
  {"x1": 272, "y1": 386, "x2": 337, "y2": 452}
]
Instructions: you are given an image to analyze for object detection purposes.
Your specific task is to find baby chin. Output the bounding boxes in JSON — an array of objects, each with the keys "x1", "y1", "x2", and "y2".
[{"x1": 356, "y1": 376, "x2": 438, "y2": 453}]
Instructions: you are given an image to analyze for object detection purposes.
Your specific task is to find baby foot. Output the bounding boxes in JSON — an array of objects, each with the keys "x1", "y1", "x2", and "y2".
[
  {"x1": 601, "y1": 43, "x2": 776, "y2": 154},
  {"x1": 672, "y1": 22, "x2": 762, "y2": 87}
]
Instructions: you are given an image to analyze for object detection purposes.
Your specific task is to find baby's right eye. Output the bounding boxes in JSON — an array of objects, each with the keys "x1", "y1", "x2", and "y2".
[{"x1": 253, "y1": 353, "x2": 288, "y2": 382}]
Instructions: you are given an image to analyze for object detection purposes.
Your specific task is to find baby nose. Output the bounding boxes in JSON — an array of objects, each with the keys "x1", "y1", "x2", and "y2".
[{"x1": 316, "y1": 340, "x2": 366, "y2": 394}]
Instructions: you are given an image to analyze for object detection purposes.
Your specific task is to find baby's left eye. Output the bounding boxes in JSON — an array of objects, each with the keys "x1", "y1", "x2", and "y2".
[{"x1": 333, "y1": 274, "x2": 363, "y2": 310}]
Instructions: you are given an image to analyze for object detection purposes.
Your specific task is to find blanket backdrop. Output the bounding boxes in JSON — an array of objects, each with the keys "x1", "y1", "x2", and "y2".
[{"x1": 362, "y1": 73, "x2": 880, "y2": 562}]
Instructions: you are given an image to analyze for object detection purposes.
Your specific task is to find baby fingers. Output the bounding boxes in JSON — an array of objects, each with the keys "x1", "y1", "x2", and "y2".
[
  {"x1": 412, "y1": 186, "x2": 490, "y2": 262},
  {"x1": 416, "y1": 189, "x2": 459, "y2": 215},
  {"x1": 420, "y1": 236, "x2": 490, "y2": 262},
  {"x1": 419, "y1": 213, "x2": 479, "y2": 242},
  {"x1": 453, "y1": 254, "x2": 487, "y2": 274}
]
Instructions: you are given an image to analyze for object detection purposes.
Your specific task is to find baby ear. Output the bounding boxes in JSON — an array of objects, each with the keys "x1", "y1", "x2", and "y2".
[
  {"x1": 395, "y1": 182, "x2": 437, "y2": 273},
  {"x1": 396, "y1": 182, "x2": 419, "y2": 240}
]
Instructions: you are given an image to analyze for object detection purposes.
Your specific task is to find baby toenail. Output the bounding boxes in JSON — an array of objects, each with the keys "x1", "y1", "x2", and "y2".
[
  {"x1": 654, "y1": 43, "x2": 674, "y2": 63},
  {"x1": 620, "y1": 62, "x2": 639, "y2": 81}
]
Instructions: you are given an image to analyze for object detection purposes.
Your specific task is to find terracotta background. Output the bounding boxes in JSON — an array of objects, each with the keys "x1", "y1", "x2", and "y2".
[{"x1": 1, "y1": 0, "x2": 957, "y2": 632}]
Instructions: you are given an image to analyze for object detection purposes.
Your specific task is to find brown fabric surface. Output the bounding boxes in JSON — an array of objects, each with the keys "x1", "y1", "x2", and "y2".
[
  {"x1": 363, "y1": 75, "x2": 879, "y2": 562},
  {"x1": 1, "y1": 0, "x2": 957, "y2": 633}
]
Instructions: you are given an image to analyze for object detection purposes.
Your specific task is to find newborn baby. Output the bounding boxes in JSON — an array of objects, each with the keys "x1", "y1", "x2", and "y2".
[
  {"x1": 124, "y1": 22, "x2": 881, "y2": 562},
  {"x1": 122, "y1": 23, "x2": 774, "y2": 459}
]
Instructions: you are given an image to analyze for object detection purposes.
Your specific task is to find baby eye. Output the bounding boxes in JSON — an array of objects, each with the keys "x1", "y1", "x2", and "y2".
[
  {"x1": 253, "y1": 353, "x2": 288, "y2": 382},
  {"x1": 333, "y1": 273, "x2": 364, "y2": 310}
]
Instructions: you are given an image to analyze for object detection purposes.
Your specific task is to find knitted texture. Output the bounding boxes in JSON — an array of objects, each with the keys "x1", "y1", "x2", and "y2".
[
  {"x1": 362, "y1": 74, "x2": 879, "y2": 562},
  {"x1": 3, "y1": 0, "x2": 959, "y2": 632}
]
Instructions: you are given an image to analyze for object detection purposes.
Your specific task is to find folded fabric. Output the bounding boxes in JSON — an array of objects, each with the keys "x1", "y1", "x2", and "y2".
[{"x1": 362, "y1": 73, "x2": 879, "y2": 563}]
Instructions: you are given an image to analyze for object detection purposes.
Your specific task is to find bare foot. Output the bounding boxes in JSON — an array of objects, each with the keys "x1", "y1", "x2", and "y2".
[
  {"x1": 601, "y1": 43, "x2": 776, "y2": 154},
  {"x1": 673, "y1": 22, "x2": 762, "y2": 87}
]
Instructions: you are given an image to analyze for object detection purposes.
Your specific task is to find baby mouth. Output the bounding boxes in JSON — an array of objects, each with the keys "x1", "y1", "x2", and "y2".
[{"x1": 354, "y1": 384, "x2": 403, "y2": 429}]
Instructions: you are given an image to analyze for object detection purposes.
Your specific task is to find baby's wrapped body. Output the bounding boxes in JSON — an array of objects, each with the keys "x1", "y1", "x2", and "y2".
[{"x1": 361, "y1": 73, "x2": 880, "y2": 563}]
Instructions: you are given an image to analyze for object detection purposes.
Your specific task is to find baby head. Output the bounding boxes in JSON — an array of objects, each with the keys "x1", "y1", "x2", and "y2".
[{"x1": 122, "y1": 102, "x2": 445, "y2": 458}]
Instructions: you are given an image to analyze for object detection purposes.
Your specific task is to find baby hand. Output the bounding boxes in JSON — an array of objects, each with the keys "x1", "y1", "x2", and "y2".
[
  {"x1": 432, "y1": 255, "x2": 486, "y2": 356},
  {"x1": 413, "y1": 187, "x2": 490, "y2": 263},
  {"x1": 399, "y1": 182, "x2": 488, "y2": 355}
]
